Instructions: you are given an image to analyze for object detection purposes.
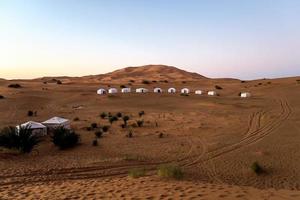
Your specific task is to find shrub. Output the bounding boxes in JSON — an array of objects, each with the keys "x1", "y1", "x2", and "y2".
[
  {"x1": 108, "y1": 112, "x2": 112, "y2": 118},
  {"x1": 152, "y1": 80, "x2": 157, "y2": 83},
  {"x1": 102, "y1": 125, "x2": 110, "y2": 132},
  {"x1": 138, "y1": 111, "x2": 145, "y2": 117},
  {"x1": 0, "y1": 95, "x2": 4, "y2": 99},
  {"x1": 56, "y1": 80, "x2": 62, "y2": 84},
  {"x1": 121, "y1": 124, "x2": 126, "y2": 128},
  {"x1": 128, "y1": 168, "x2": 146, "y2": 178},
  {"x1": 120, "y1": 85, "x2": 126, "y2": 88},
  {"x1": 251, "y1": 162, "x2": 263, "y2": 175},
  {"x1": 180, "y1": 93, "x2": 189, "y2": 96},
  {"x1": 123, "y1": 115, "x2": 130, "y2": 126},
  {"x1": 136, "y1": 120, "x2": 144, "y2": 127},
  {"x1": 86, "y1": 127, "x2": 92, "y2": 131},
  {"x1": 241, "y1": 80, "x2": 246, "y2": 83},
  {"x1": 0, "y1": 126, "x2": 41, "y2": 153},
  {"x1": 158, "y1": 164, "x2": 183, "y2": 180},
  {"x1": 100, "y1": 112, "x2": 107, "y2": 119},
  {"x1": 51, "y1": 127, "x2": 80, "y2": 150},
  {"x1": 159, "y1": 132, "x2": 164, "y2": 138},
  {"x1": 182, "y1": 81, "x2": 186, "y2": 84},
  {"x1": 109, "y1": 116, "x2": 118, "y2": 124},
  {"x1": 27, "y1": 110, "x2": 34, "y2": 117},
  {"x1": 92, "y1": 139, "x2": 98, "y2": 146},
  {"x1": 297, "y1": 80, "x2": 300, "y2": 84},
  {"x1": 164, "y1": 80, "x2": 168, "y2": 83},
  {"x1": 258, "y1": 83, "x2": 262, "y2": 85},
  {"x1": 126, "y1": 130, "x2": 133, "y2": 138},
  {"x1": 73, "y1": 117, "x2": 80, "y2": 121},
  {"x1": 142, "y1": 80, "x2": 150, "y2": 84},
  {"x1": 95, "y1": 131, "x2": 103, "y2": 138},
  {"x1": 129, "y1": 80, "x2": 135, "y2": 83},
  {"x1": 8, "y1": 83, "x2": 21, "y2": 88},
  {"x1": 91, "y1": 123, "x2": 98, "y2": 129},
  {"x1": 116, "y1": 112, "x2": 122, "y2": 118},
  {"x1": 215, "y1": 85, "x2": 223, "y2": 90}
]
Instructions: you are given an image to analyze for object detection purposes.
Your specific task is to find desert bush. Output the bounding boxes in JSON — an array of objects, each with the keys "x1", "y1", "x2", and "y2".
[
  {"x1": 296, "y1": 80, "x2": 300, "y2": 84},
  {"x1": 0, "y1": 95, "x2": 4, "y2": 99},
  {"x1": 159, "y1": 132, "x2": 164, "y2": 138},
  {"x1": 0, "y1": 126, "x2": 41, "y2": 153},
  {"x1": 258, "y1": 83, "x2": 262, "y2": 85},
  {"x1": 138, "y1": 111, "x2": 145, "y2": 117},
  {"x1": 152, "y1": 80, "x2": 157, "y2": 83},
  {"x1": 126, "y1": 130, "x2": 133, "y2": 138},
  {"x1": 157, "y1": 164, "x2": 183, "y2": 180},
  {"x1": 120, "y1": 85, "x2": 126, "y2": 88},
  {"x1": 123, "y1": 115, "x2": 130, "y2": 126},
  {"x1": 95, "y1": 131, "x2": 103, "y2": 138},
  {"x1": 251, "y1": 162, "x2": 263, "y2": 175},
  {"x1": 121, "y1": 124, "x2": 126, "y2": 128},
  {"x1": 180, "y1": 93, "x2": 189, "y2": 96},
  {"x1": 109, "y1": 116, "x2": 118, "y2": 124},
  {"x1": 51, "y1": 127, "x2": 80, "y2": 150},
  {"x1": 102, "y1": 125, "x2": 110, "y2": 132},
  {"x1": 91, "y1": 123, "x2": 98, "y2": 129},
  {"x1": 8, "y1": 83, "x2": 21, "y2": 88},
  {"x1": 56, "y1": 80, "x2": 62, "y2": 84},
  {"x1": 100, "y1": 112, "x2": 107, "y2": 119},
  {"x1": 182, "y1": 81, "x2": 186, "y2": 84},
  {"x1": 164, "y1": 80, "x2": 168, "y2": 83},
  {"x1": 86, "y1": 127, "x2": 92, "y2": 131},
  {"x1": 129, "y1": 80, "x2": 135, "y2": 83},
  {"x1": 128, "y1": 168, "x2": 146, "y2": 178},
  {"x1": 241, "y1": 80, "x2": 246, "y2": 83},
  {"x1": 27, "y1": 110, "x2": 34, "y2": 117},
  {"x1": 116, "y1": 112, "x2": 122, "y2": 118},
  {"x1": 215, "y1": 85, "x2": 223, "y2": 90},
  {"x1": 92, "y1": 139, "x2": 98, "y2": 146},
  {"x1": 142, "y1": 80, "x2": 150, "y2": 84},
  {"x1": 108, "y1": 112, "x2": 112, "y2": 118},
  {"x1": 73, "y1": 117, "x2": 80, "y2": 121},
  {"x1": 136, "y1": 120, "x2": 144, "y2": 127}
]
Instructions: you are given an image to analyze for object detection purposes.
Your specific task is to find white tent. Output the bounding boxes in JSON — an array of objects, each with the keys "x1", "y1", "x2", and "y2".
[
  {"x1": 154, "y1": 88, "x2": 163, "y2": 93},
  {"x1": 241, "y1": 92, "x2": 251, "y2": 98},
  {"x1": 136, "y1": 88, "x2": 148, "y2": 93},
  {"x1": 108, "y1": 88, "x2": 118, "y2": 94},
  {"x1": 168, "y1": 88, "x2": 176, "y2": 93},
  {"x1": 97, "y1": 88, "x2": 106, "y2": 95},
  {"x1": 121, "y1": 88, "x2": 131, "y2": 93},
  {"x1": 181, "y1": 88, "x2": 190, "y2": 94},
  {"x1": 17, "y1": 121, "x2": 47, "y2": 136},
  {"x1": 208, "y1": 91, "x2": 217, "y2": 96},
  {"x1": 195, "y1": 90, "x2": 203, "y2": 95},
  {"x1": 42, "y1": 117, "x2": 70, "y2": 129}
]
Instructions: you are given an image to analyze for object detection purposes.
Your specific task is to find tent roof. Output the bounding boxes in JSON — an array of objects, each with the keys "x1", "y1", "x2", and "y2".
[
  {"x1": 43, "y1": 117, "x2": 69, "y2": 124},
  {"x1": 20, "y1": 121, "x2": 46, "y2": 129}
]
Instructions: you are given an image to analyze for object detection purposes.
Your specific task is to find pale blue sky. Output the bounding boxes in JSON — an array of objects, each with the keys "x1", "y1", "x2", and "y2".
[{"x1": 0, "y1": 0, "x2": 300, "y2": 79}]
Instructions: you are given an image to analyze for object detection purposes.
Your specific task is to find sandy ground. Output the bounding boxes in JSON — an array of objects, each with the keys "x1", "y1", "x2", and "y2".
[{"x1": 0, "y1": 74, "x2": 300, "y2": 199}]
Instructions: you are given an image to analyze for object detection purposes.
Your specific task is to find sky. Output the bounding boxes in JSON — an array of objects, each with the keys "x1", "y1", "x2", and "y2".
[{"x1": 0, "y1": 0, "x2": 300, "y2": 80}]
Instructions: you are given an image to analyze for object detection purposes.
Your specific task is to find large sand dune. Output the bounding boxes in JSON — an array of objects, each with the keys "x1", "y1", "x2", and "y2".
[{"x1": 0, "y1": 65, "x2": 300, "y2": 199}]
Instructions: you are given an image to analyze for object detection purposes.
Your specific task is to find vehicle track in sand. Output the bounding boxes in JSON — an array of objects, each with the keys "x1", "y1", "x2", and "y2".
[{"x1": 0, "y1": 99, "x2": 291, "y2": 186}]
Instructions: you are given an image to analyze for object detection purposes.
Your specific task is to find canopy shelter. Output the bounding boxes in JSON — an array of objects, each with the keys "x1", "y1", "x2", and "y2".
[{"x1": 42, "y1": 117, "x2": 70, "y2": 130}]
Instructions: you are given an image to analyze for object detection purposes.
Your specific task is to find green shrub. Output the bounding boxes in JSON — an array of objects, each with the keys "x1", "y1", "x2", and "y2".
[
  {"x1": 138, "y1": 111, "x2": 145, "y2": 117},
  {"x1": 128, "y1": 168, "x2": 146, "y2": 178},
  {"x1": 158, "y1": 164, "x2": 183, "y2": 180},
  {"x1": 0, "y1": 126, "x2": 41, "y2": 153},
  {"x1": 91, "y1": 123, "x2": 98, "y2": 129},
  {"x1": 51, "y1": 127, "x2": 80, "y2": 150},
  {"x1": 136, "y1": 120, "x2": 144, "y2": 127},
  {"x1": 251, "y1": 162, "x2": 263, "y2": 175},
  {"x1": 102, "y1": 125, "x2": 110, "y2": 132},
  {"x1": 100, "y1": 112, "x2": 107, "y2": 119},
  {"x1": 95, "y1": 131, "x2": 103, "y2": 138}
]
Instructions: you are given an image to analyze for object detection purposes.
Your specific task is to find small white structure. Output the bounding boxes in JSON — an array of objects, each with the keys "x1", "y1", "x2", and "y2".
[
  {"x1": 240, "y1": 92, "x2": 251, "y2": 98},
  {"x1": 121, "y1": 88, "x2": 131, "y2": 93},
  {"x1": 208, "y1": 91, "x2": 217, "y2": 96},
  {"x1": 168, "y1": 88, "x2": 176, "y2": 93},
  {"x1": 154, "y1": 88, "x2": 163, "y2": 93},
  {"x1": 181, "y1": 88, "x2": 190, "y2": 94},
  {"x1": 108, "y1": 88, "x2": 118, "y2": 94},
  {"x1": 195, "y1": 90, "x2": 203, "y2": 95},
  {"x1": 42, "y1": 117, "x2": 71, "y2": 130},
  {"x1": 97, "y1": 88, "x2": 106, "y2": 95},
  {"x1": 17, "y1": 121, "x2": 47, "y2": 136},
  {"x1": 136, "y1": 88, "x2": 148, "y2": 93}
]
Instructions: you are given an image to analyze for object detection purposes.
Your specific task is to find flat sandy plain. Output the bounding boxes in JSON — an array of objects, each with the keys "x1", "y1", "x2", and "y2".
[{"x1": 0, "y1": 70, "x2": 300, "y2": 199}]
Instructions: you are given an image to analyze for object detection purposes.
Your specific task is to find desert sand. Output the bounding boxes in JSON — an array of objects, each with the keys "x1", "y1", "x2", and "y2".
[{"x1": 0, "y1": 65, "x2": 300, "y2": 199}]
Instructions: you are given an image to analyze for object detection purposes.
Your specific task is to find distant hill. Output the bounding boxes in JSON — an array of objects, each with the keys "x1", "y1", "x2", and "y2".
[{"x1": 82, "y1": 65, "x2": 207, "y2": 83}]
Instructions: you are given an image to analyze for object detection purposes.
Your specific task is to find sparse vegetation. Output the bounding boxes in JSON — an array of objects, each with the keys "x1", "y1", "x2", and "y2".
[
  {"x1": 251, "y1": 162, "x2": 263, "y2": 175},
  {"x1": 152, "y1": 80, "x2": 157, "y2": 83},
  {"x1": 51, "y1": 127, "x2": 80, "y2": 150},
  {"x1": 180, "y1": 93, "x2": 189, "y2": 96},
  {"x1": 109, "y1": 116, "x2": 118, "y2": 124},
  {"x1": 139, "y1": 111, "x2": 145, "y2": 117},
  {"x1": 86, "y1": 127, "x2": 92, "y2": 131},
  {"x1": 0, "y1": 126, "x2": 41, "y2": 153},
  {"x1": 128, "y1": 168, "x2": 146, "y2": 178},
  {"x1": 241, "y1": 80, "x2": 246, "y2": 83},
  {"x1": 215, "y1": 85, "x2": 223, "y2": 90},
  {"x1": 182, "y1": 81, "x2": 186, "y2": 84},
  {"x1": 129, "y1": 80, "x2": 135, "y2": 83},
  {"x1": 136, "y1": 120, "x2": 144, "y2": 127},
  {"x1": 120, "y1": 85, "x2": 126, "y2": 88},
  {"x1": 27, "y1": 110, "x2": 34, "y2": 117},
  {"x1": 73, "y1": 117, "x2": 80, "y2": 121},
  {"x1": 8, "y1": 83, "x2": 21, "y2": 88},
  {"x1": 0, "y1": 95, "x2": 4, "y2": 99},
  {"x1": 91, "y1": 123, "x2": 98, "y2": 129},
  {"x1": 56, "y1": 80, "x2": 62, "y2": 84},
  {"x1": 142, "y1": 80, "x2": 150, "y2": 84},
  {"x1": 126, "y1": 130, "x2": 133, "y2": 138},
  {"x1": 158, "y1": 164, "x2": 183, "y2": 180},
  {"x1": 123, "y1": 115, "x2": 130, "y2": 126},
  {"x1": 258, "y1": 83, "x2": 262, "y2": 85},
  {"x1": 100, "y1": 112, "x2": 107, "y2": 119},
  {"x1": 92, "y1": 139, "x2": 98, "y2": 146},
  {"x1": 102, "y1": 125, "x2": 110, "y2": 132},
  {"x1": 95, "y1": 131, "x2": 103, "y2": 138},
  {"x1": 296, "y1": 80, "x2": 300, "y2": 84},
  {"x1": 159, "y1": 132, "x2": 164, "y2": 138},
  {"x1": 116, "y1": 112, "x2": 122, "y2": 118}
]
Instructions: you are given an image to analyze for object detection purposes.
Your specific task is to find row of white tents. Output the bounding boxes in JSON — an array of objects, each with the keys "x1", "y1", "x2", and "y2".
[
  {"x1": 97, "y1": 88, "x2": 251, "y2": 97},
  {"x1": 16, "y1": 117, "x2": 70, "y2": 136}
]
